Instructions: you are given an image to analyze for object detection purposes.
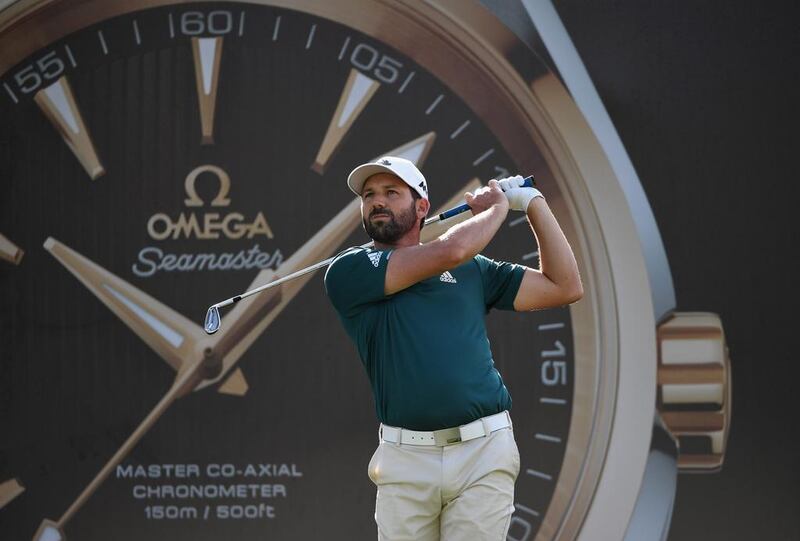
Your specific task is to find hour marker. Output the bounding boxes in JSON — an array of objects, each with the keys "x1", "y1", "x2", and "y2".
[
  {"x1": 472, "y1": 148, "x2": 495, "y2": 166},
  {"x1": 538, "y1": 322, "x2": 565, "y2": 331},
  {"x1": 535, "y1": 433, "x2": 562, "y2": 444},
  {"x1": 272, "y1": 16, "x2": 281, "y2": 41},
  {"x1": 305, "y1": 24, "x2": 317, "y2": 49},
  {"x1": 377, "y1": 131, "x2": 436, "y2": 166},
  {"x1": 2, "y1": 82, "x2": 17, "y2": 104},
  {"x1": 433, "y1": 179, "x2": 480, "y2": 214},
  {"x1": 64, "y1": 45, "x2": 77, "y2": 67},
  {"x1": 540, "y1": 397, "x2": 567, "y2": 405},
  {"x1": 34, "y1": 77, "x2": 105, "y2": 180},
  {"x1": 97, "y1": 30, "x2": 108, "y2": 55},
  {"x1": 398, "y1": 71, "x2": 415, "y2": 93},
  {"x1": 192, "y1": 37, "x2": 223, "y2": 145},
  {"x1": 218, "y1": 367, "x2": 249, "y2": 396},
  {"x1": 450, "y1": 120, "x2": 471, "y2": 139},
  {"x1": 508, "y1": 215, "x2": 528, "y2": 227},
  {"x1": 0, "y1": 234, "x2": 24, "y2": 265},
  {"x1": 420, "y1": 178, "x2": 480, "y2": 243},
  {"x1": 515, "y1": 504, "x2": 540, "y2": 518},
  {"x1": 168, "y1": 13, "x2": 175, "y2": 38},
  {"x1": 133, "y1": 20, "x2": 141, "y2": 45},
  {"x1": 526, "y1": 468, "x2": 553, "y2": 481},
  {"x1": 311, "y1": 68, "x2": 380, "y2": 174},
  {"x1": 425, "y1": 94, "x2": 444, "y2": 115},
  {"x1": 0, "y1": 479, "x2": 24, "y2": 510},
  {"x1": 522, "y1": 250, "x2": 539, "y2": 261},
  {"x1": 338, "y1": 36, "x2": 350, "y2": 60},
  {"x1": 238, "y1": 12, "x2": 245, "y2": 36},
  {"x1": 542, "y1": 340, "x2": 566, "y2": 358}
]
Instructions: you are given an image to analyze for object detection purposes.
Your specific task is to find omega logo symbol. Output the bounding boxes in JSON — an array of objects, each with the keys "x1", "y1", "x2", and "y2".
[
  {"x1": 146, "y1": 165, "x2": 274, "y2": 241},
  {"x1": 184, "y1": 164, "x2": 231, "y2": 207}
]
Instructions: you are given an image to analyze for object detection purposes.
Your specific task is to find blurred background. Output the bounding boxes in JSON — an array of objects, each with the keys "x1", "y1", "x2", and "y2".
[{"x1": 555, "y1": 1, "x2": 798, "y2": 538}]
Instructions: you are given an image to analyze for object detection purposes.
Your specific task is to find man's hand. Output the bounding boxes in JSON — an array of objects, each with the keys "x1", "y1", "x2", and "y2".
[
  {"x1": 497, "y1": 175, "x2": 544, "y2": 212},
  {"x1": 465, "y1": 179, "x2": 509, "y2": 215}
]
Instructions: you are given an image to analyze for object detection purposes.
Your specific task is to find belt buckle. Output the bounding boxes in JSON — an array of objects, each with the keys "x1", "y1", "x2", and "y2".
[{"x1": 433, "y1": 427, "x2": 461, "y2": 446}]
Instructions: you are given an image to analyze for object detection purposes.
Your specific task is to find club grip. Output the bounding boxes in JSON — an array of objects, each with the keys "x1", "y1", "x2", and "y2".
[{"x1": 436, "y1": 175, "x2": 534, "y2": 221}]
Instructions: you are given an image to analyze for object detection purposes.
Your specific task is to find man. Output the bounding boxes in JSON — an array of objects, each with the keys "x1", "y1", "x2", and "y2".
[{"x1": 324, "y1": 156, "x2": 582, "y2": 540}]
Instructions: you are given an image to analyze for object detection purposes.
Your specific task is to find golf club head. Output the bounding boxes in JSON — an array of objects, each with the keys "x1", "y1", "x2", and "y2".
[
  {"x1": 204, "y1": 305, "x2": 221, "y2": 334},
  {"x1": 32, "y1": 519, "x2": 64, "y2": 541}
]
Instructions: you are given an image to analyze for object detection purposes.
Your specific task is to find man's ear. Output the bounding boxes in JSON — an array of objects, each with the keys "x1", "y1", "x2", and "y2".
[{"x1": 417, "y1": 197, "x2": 430, "y2": 219}]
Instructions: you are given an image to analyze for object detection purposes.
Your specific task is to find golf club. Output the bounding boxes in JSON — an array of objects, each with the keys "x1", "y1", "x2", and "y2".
[{"x1": 203, "y1": 176, "x2": 534, "y2": 334}]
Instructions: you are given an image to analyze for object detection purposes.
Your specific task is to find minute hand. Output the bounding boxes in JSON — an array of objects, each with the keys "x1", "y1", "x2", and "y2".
[{"x1": 196, "y1": 197, "x2": 362, "y2": 390}]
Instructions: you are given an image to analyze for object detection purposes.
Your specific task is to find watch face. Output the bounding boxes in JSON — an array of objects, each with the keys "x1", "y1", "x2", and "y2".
[{"x1": 0, "y1": 2, "x2": 590, "y2": 540}]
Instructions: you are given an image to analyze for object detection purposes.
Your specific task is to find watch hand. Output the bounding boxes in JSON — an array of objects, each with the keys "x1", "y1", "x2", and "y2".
[
  {"x1": 43, "y1": 237, "x2": 206, "y2": 372},
  {"x1": 31, "y1": 201, "x2": 362, "y2": 540},
  {"x1": 33, "y1": 346, "x2": 216, "y2": 541},
  {"x1": 33, "y1": 240, "x2": 228, "y2": 540},
  {"x1": 196, "y1": 196, "x2": 362, "y2": 390}
]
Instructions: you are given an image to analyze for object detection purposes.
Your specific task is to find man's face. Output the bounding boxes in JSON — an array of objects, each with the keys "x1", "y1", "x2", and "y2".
[{"x1": 361, "y1": 173, "x2": 420, "y2": 244}]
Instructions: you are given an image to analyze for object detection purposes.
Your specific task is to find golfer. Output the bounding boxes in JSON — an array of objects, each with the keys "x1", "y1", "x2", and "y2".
[{"x1": 324, "y1": 156, "x2": 582, "y2": 540}]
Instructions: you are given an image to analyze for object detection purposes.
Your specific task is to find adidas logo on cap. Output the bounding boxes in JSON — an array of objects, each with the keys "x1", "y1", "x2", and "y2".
[{"x1": 439, "y1": 271, "x2": 457, "y2": 284}]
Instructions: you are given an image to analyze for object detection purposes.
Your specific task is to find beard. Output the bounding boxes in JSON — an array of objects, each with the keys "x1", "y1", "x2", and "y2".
[{"x1": 363, "y1": 200, "x2": 419, "y2": 244}]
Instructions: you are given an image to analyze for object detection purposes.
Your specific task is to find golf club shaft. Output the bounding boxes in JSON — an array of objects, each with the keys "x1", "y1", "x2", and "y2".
[
  {"x1": 212, "y1": 240, "x2": 373, "y2": 310},
  {"x1": 209, "y1": 175, "x2": 534, "y2": 310}
]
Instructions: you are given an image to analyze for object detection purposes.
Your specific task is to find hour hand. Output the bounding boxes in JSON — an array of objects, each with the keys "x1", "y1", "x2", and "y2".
[{"x1": 44, "y1": 237, "x2": 206, "y2": 371}]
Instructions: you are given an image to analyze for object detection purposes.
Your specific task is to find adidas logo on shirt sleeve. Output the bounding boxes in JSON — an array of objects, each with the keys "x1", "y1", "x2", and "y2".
[{"x1": 367, "y1": 251, "x2": 382, "y2": 268}]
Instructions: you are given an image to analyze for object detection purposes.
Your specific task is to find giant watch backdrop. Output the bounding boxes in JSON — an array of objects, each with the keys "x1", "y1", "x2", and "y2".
[{"x1": 1, "y1": 2, "x2": 581, "y2": 540}]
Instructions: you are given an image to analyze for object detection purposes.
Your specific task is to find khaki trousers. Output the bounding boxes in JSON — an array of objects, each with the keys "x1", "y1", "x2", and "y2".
[{"x1": 367, "y1": 424, "x2": 520, "y2": 541}]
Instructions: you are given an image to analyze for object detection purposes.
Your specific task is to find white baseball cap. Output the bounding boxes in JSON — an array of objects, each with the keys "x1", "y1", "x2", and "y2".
[{"x1": 347, "y1": 156, "x2": 429, "y2": 200}]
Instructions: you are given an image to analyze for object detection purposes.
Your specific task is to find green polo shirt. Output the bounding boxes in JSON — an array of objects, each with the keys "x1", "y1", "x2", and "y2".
[{"x1": 324, "y1": 246, "x2": 525, "y2": 431}]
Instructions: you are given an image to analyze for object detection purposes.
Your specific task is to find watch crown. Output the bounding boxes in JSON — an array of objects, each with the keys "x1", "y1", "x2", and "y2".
[{"x1": 656, "y1": 312, "x2": 732, "y2": 473}]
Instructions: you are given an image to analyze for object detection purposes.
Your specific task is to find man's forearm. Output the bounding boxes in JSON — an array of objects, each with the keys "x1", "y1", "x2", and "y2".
[
  {"x1": 527, "y1": 197, "x2": 582, "y2": 296},
  {"x1": 436, "y1": 203, "x2": 508, "y2": 265}
]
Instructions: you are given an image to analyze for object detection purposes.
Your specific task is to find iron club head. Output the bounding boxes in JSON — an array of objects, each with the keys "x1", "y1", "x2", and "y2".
[{"x1": 204, "y1": 305, "x2": 221, "y2": 334}]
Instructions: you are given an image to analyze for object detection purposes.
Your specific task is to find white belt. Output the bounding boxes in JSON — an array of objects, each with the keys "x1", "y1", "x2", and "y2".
[{"x1": 380, "y1": 411, "x2": 511, "y2": 447}]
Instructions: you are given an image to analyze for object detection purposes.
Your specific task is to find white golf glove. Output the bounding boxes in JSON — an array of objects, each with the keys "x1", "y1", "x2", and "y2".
[{"x1": 497, "y1": 175, "x2": 544, "y2": 211}]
